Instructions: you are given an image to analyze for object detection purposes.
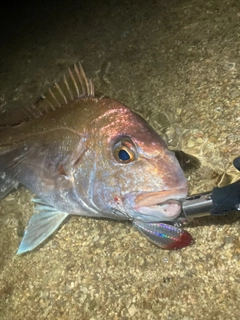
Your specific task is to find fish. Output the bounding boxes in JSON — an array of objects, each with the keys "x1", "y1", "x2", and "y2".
[{"x1": 0, "y1": 63, "x2": 193, "y2": 254}]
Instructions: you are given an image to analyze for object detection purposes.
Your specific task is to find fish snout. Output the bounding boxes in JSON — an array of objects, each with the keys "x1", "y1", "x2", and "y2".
[{"x1": 123, "y1": 186, "x2": 188, "y2": 222}]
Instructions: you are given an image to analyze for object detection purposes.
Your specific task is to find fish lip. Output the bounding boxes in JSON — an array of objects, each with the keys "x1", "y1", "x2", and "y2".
[
  {"x1": 137, "y1": 199, "x2": 183, "y2": 220},
  {"x1": 123, "y1": 187, "x2": 188, "y2": 221},
  {"x1": 134, "y1": 187, "x2": 188, "y2": 207}
]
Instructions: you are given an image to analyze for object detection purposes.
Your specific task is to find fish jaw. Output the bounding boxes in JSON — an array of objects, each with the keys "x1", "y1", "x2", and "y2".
[{"x1": 123, "y1": 187, "x2": 188, "y2": 222}]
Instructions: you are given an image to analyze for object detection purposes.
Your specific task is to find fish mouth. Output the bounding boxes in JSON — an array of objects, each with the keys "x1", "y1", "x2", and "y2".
[{"x1": 124, "y1": 187, "x2": 188, "y2": 221}]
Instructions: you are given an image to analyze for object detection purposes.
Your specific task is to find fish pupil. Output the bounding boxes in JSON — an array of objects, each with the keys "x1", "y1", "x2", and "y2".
[{"x1": 118, "y1": 149, "x2": 130, "y2": 161}]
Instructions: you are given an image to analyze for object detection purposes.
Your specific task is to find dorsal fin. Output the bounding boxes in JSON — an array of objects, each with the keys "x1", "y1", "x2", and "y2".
[
  {"x1": 25, "y1": 62, "x2": 95, "y2": 119},
  {"x1": 0, "y1": 62, "x2": 95, "y2": 126}
]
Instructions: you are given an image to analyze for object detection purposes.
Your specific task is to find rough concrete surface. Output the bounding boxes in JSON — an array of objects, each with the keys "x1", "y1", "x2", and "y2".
[{"x1": 0, "y1": 0, "x2": 240, "y2": 319}]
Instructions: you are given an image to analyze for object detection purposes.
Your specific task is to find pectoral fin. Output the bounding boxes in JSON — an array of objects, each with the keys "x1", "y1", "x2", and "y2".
[
  {"x1": 133, "y1": 220, "x2": 193, "y2": 250},
  {"x1": 17, "y1": 199, "x2": 69, "y2": 254}
]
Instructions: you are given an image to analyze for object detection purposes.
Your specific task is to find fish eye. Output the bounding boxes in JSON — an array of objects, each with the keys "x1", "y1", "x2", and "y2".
[
  {"x1": 113, "y1": 139, "x2": 136, "y2": 163},
  {"x1": 118, "y1": 149, "x2": 130, "y2": 161}
]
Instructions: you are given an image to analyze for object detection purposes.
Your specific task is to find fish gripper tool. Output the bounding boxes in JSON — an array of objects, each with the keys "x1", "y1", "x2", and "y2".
[{"x1": 179, "y1": 156, "x2": 240, "y2": 221}]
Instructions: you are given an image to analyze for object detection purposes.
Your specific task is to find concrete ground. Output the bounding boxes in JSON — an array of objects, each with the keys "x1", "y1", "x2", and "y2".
[{"x1": 0, "y1": 0, "x2": 240, "y2": 319}]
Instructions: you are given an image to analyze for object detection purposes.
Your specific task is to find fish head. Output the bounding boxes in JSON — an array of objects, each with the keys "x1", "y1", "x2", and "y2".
[{"x1": 80, "y1": 98, "x2": 188, "y2": 222}]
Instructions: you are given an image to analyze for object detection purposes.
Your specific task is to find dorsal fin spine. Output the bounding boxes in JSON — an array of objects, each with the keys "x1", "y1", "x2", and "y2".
[
  {"x1": 55, "y1": 82, "x2": 68, "y2": 104},
  {"x1": 68, "y1": 68, "x2": 79, "y2": 98},
  {"x1": 49, "y1": 88, "x2": 61, "y2": 108},
  {"x1": 41, "y1": 94, "x2": 56, "y2": 111},
  {"x1": 89, "y1": 79, "x2": 94, "y2": 96},
  {"x1": 79, "y1": 62, "x2": 89, "y2": 95},
  {"x1": 63, "y1": 75, "x2": 74, "y2": 100},
  {"x1": 74, "y1": 64, "x2": 86, "y2": 96}
]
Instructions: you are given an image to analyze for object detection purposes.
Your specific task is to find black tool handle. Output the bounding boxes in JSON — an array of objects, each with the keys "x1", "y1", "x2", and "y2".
[
  {"x1": 181, "y1": 156, "x2": 240, "y2": 220},
  {"x1": 211, "y1": 180, "x2": 240, "y2": 215},
  {"x1": 211, "y1": 156, "x2": 240, "y2": 214}
]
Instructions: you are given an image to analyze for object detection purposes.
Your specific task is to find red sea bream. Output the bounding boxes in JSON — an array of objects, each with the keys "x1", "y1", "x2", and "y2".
[{"x1": 0, "y1": 63, "x2": 192, "y2": 253}]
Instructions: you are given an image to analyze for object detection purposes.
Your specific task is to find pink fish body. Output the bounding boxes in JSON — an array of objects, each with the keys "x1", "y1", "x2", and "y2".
[{"x1": 0, "y1": 63, "x2": 192, "y2": 253}]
